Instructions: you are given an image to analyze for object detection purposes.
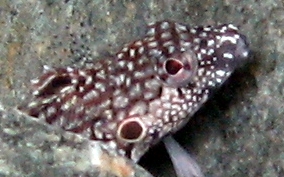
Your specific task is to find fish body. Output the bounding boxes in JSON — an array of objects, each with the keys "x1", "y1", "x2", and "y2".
[{"x1": 20, "y1": 21, "x2": 249, "y2": 162}]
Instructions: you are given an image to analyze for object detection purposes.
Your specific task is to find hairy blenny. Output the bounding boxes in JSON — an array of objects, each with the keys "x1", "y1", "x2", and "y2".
[{"x1": 19, "y1": 21, "x2": 249, "y2": 165}]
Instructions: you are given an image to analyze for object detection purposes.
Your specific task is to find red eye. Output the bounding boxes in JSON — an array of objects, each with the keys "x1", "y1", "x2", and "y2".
[
  {"x1": 117, "y1": 118, "x2": 146, "y2": 143},
  {"x1": 165, "y1": 59, "x2": 183, "y2": 75},
  {"x1": 161, "y1": 50, "x2": 198, "y2": 87}
]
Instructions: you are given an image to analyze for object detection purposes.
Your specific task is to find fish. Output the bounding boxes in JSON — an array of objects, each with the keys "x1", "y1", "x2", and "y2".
[{"x1": 19, "y1": 20, "x2": 249, "y2": 167}]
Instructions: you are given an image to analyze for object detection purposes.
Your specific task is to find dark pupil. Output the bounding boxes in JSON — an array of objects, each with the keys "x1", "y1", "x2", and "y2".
[
  {"x1": 165, "y1": 59, "x2": 183, "y2": 75},
  {"x1": 121, "y1": 121, "x2": 143, "y2": 140}
]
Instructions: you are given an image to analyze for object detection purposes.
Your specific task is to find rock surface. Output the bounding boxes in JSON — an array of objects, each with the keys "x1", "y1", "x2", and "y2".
[
  {"x1": 0, "y1": 0, "x2": 283, "y2": 177},
  {"x1": 0, "y1": 103, "x2": 153, "y2": 177}
]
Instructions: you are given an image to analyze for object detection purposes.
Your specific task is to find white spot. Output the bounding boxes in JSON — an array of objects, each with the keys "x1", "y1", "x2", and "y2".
[
  {"x1": 175, "y1": 23, "x2": 187, "y2": 32},
  {"x1": 221, "y1": 26, "x2": 229, "y2": 33},
  {"x1": 71, "y1": 78, "x2": 78, "y2": 84},
  {"x1": 206, "y1": 70, "x2": 212, "y2": 76},
  {"x1": 119, "y1": 74, "x2": 126, "y2": 83},
  {"x1": 197, "y1": 53, "x2": 202, "y2": 60},
  {"x1": 134, "y1": 71, "x2": 144, "y2": 78},
  {"x1": 118, "y1": 149, "x2": 126, "y2": 156},
  {"x1": 194, "y1": 46, "x2": 199, "y2": 51},
  {"x1": 47, "y1": 106, "x2": 56, "y2": 116},
  {"x1": 197, "y1": 68, "x2": 205, "y2": 76},
  {"x1": 182, "y1": 41, "x2": 191, "y2": 47},
  {"x1": 79, "y1": 86, "x2": 84, "y2": 92},
  {"x1": 216, "y1": 78, "x2": 222, "y2": 83},
  {"x1": 216, "y1": 70, "x2": 226, "y2": 77},
  {"x1": 172, "y1": 115, "x2": 178, "y2": 122},
  {"x1": 94, "y1": 129, "x2": 103, "y2": 139},
  {"x1": 161, "y1": 31, "x2": 172, "y2": 39},
  {"x1": 208, "y1": 39, "x2": 215, "y2": 46},
  {"x1": 208, "y1": 80, "x2": 215, "y2": 86},
  {"x1": 200, "y1": 49, "x2": 206, "y2": 54},
  {"x1": 163, "y1": 114, "x2": 170, "y2": 123},
  {"x1": 93, "y1": 62, "x2": 103, "y2": 70},
  {"x1": 149, "y1": 49, "x2": 162, "y2": 56},
  {"x1": 121, "y1": 46, "x2": 128, "y2": 52},
  {"x1": 216, "y1": 35, "x2": 221, "y2": 40},
  {"x1": 148, "y1": 41, "x2": 158, "y2": 48},
  {"x1": 108, "y1": 140, "x2": 117, "y2": 148},
  {"x1": 234, "y1": 34, "x2": 240, "y2": 40},
  {"x1": 207, "y1": 48, "x2": 215, "y2": 55},
  {"x1": 95, "y1": 82, "x2": 106, "y2": 92},
  {"x1": 117, "y1": 53, "x2": 124, "y2": 59},
  {"x1": 168, "y1": 46, "x2": 175, "y2": 54},
  {"x1": 190, "y1": 28, "x2": 197, "y2": 34},
  {"x1": 228, "y1": 24, "x2": 238, "y2": 30},
  {"x1": 129, "y1": 48, "x2": 135, "y2": 57},
  {"x1": 193, "y1": 38, "x2": 200, "y2": 43},
  {"x1": 144, "y1": 91, "x2": 155, "y2": 100},
  {"x1": 146, "y1": 36, "x2": 155, "y2": 42},
  {"x1": 138, "y1": 46, "x2": 144, "y2": 54},
  {"x1": 79, "y1": 70, "x2": 87, "y2": 77},
  {"x1": 147, "y1": 27, "x2": 155, "y2": 35},
  {"x1": 118, "y1": 60, "x2": 126, "y2": 68},
  {"x1": 185, "y1": 94, "x2": 192, "y2": 100},
  {"x1": 134, "y1": 40, "x2": 143, "y2": 46},
  {"x1": 223, "y1": 52, "x2": 234, "y2": 59},
  {"x1": 113, "y1": 95, "x2": 129, "y2": 108},
  {"x1": 163, "y1": 102, "x2": 171, "y2": 109},
  {"x1": 188, "y1": 101, "x2": 193, "y2": 106},
  {"x1": 220, "y1": 36, "x2": 237, "y2": 44},
  {"x1": 30, "y1": 78, "x2": 39, "y2": 84},
  {"x1": 83, "y1": 90, "x2": 99, "y2": 101},
  {"x1": 201, "y1": 77, "x2": 207, "y2": 83},
  {"x1": 182, "y1": 103, "x2": 188, "y2": 110},
  {"x1": 178, "y1": 111, "x2": 186, "y2": 118},
  {"x1": 129, "y1": 101, "x2": 147, "y2": 116},
  {"x1": 127, "y1": 61, "x2": 134, "y2": 71},
  {"x1": 172, "y1": 104, "x2": 181, "y2": 111},
  {"x1": 96, "y1": 70, "x2": 106, "y2": 80},
  {"x1": 200, "y1": 32, "x2": 208, "y2": 37},
  {"x1": 59, "y1": 85, "x2": 74, "y2": 94},
  {"x1": 161, "y1": 21, "x2": 170, "y2": 29},
  {"x1": 43, "y1": 65, "x2": 53, "y2": 72},
  {"x1": 203, "y1": 27, "x2": 211, "y2": 31},
  {"x1": 85, "y1": 76, "x2": 93, "y2": 85},
  {"x1": 163, "y1": 40, "x2": 174, "y2": 47}
]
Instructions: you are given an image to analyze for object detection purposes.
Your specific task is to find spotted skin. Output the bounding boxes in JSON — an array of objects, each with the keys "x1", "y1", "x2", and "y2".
[{"x1": 19, "y1": 21, "x2": 249, "y2": 162}]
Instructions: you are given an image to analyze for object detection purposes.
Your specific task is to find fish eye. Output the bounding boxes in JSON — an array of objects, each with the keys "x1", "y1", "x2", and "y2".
[
  {"x1": 161, "y1": 50, "x2": 198, "y2": 87},
  {"x1": 117, "y1": 118, "x2": 146, "y2": 143},
  {"x1": 164, "y1": 59, "x2": 183, "y2": 75}
]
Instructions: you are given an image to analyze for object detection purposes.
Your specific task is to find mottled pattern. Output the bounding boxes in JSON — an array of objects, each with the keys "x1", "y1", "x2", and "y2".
[{"x1": 19, "y1": 21, "x2": 249, "y2": 162}]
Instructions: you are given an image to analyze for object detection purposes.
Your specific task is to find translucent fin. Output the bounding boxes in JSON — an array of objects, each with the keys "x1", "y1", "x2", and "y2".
[{"x1": 163, "y1": 135, "x2": 204, "y2": 177}]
